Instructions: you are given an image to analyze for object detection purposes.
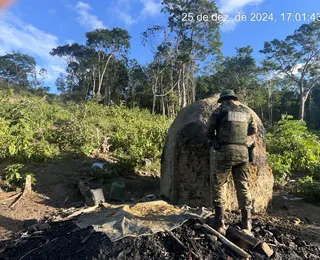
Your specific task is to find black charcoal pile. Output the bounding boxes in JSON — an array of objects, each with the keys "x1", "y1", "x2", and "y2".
[{"x1": 0, "y1": 217, "x2": 319, "y2": 260}]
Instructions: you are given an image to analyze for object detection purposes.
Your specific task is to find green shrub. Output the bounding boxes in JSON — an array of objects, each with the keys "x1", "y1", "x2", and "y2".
[
  {"x1": 1, "y1": 164, "x2": 36, "y2": 189},
  {"x1": 267, "y1": 115, "x2": 320, "y2": 182},
  {"x1": 295, "y1": 176, "x2": 320, "y2": 202},
  {"x1": 0, "y1": 92, "x2": 171, "y2": 171},
  {"x1": 107, "y1": 105, "x2": 170, "y2": 169}
]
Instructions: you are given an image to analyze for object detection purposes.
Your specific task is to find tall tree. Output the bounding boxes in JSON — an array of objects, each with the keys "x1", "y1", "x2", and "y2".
[
  {"x1": 51, "y1": 28, "x2": 130, "y2": 103},
  {"x1": 0, "y1": 51, "x2": 37, "y2": 88},
  {"x1": 86, "y1": 28, "x2": 130, "y2": 105},
  {"x1": 50, "y1": 43, "x2": 93, "y2": 101},
  {"x1": 212, "y1": 46, "x2": 261, "y2": 105},
  {"x1": 126, "y1": 59, "x2": 148, "y2": 108},
  {"x1": 162, "y1": 0, "x2": 222, "y2": 108},
  {"x1": 260, "y1": 20, "x2": 320, "y2": 120}
]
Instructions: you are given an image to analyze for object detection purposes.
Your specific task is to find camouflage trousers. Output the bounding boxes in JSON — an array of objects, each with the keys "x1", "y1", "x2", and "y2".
[{"x1": 210, "y1": 149, "x2": 252, "y2": 210}]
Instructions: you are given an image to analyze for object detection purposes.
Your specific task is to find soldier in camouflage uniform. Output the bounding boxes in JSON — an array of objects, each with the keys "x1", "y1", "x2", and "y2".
[{"x1": 206, "y1": 89, "x2": 257, "y2": 233}]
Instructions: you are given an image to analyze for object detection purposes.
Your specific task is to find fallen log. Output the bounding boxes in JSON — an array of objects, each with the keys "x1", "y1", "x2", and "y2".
[{"x1": 202, "y1": 224, "x2": 251, "y2": 259}]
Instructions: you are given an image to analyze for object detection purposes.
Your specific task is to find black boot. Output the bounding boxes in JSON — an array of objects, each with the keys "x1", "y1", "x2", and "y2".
[
  {"x1": 207, "y1": 206, "x2": 226, "y2": 234},
  {"x1": 241, "y1": 209, "x2": 252, "y2": 231}
]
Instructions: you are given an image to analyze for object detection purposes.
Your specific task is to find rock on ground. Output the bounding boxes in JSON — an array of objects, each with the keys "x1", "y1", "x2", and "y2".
[{"x1": 160, "y1": 95, "x2": 274, "y2": 213}]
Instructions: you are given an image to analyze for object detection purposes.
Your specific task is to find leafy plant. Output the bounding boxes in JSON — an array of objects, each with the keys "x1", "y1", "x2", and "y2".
[
  {"x1": 267, "y1": 115, "x2": 320, "y2": 182},
  {"x1": 2, "y1": 164, "x2": 36, "y2": 189},
  {"x1": 0, "y1": 92, "x2": 171, "y2": 172},
  {"x1": 295, "y1": 176, "x2": 320, "y2": 202}
]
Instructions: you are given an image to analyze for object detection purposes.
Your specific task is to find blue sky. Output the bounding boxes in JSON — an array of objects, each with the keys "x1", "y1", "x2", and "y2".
[{"x1": 0, "y1": 0, "x2": 318, "y2": 92}]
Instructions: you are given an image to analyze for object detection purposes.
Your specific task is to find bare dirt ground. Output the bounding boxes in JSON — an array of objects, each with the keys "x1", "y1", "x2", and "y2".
[
  {"x1": 0, "y1": 157, "x2": 320, "y2": 258},
  {"x1": 0, "y1": 156, "x2": 160, "y2": 240}
]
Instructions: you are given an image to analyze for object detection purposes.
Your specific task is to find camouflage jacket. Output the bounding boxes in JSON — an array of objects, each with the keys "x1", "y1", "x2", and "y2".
[{"x1": 206, "y1": 102, "x2": 257, "y2": 163}]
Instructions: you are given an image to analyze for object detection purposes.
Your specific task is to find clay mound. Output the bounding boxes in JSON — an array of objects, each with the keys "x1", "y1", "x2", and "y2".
[{"x1": 160, "y1": 95, "x2": 274, "y2": 213}]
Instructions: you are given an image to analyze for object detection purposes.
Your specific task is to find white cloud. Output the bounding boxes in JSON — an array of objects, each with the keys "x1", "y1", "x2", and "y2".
[
  {"x1": 140, "y1": 0, "x2": 162, "y2": 16},
  {"x1": 108, "y1": 0, "x2": 137, "y2": 26},
  {"x1": 217, "y1": 0, "x2": 264, "y2": 32},
  {"x1": 108, "y1": 0, "x2": 161, "y2": 27},
  {"x1": 0, "y1": 12, "x2": 66, "y2": 89},
  {"x1": 219, "y1": 0, "x2": 264, "y2": 14},
  {"x1": 118, "y1": 11, "x2": 137, "y2": 26},
  {"x1": 74, "y1": 1, "x2": 105, "y2": 30}
]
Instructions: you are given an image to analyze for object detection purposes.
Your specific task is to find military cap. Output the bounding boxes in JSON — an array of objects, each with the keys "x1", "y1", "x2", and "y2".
[{"x1": 218, "y1": 89, "x2": 238, "y2": 103}]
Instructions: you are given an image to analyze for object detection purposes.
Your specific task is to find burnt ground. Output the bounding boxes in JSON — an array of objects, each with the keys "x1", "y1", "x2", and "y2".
[
  {"x1": 0, "y1": 216, "x2": 319, "y2": 260},
  {"x1": 0, "y1": 157, "x2": 320, "y2": 259}
]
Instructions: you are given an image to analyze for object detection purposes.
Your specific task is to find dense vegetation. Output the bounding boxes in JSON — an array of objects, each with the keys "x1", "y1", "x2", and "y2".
[
  {"x1": 0, "y1": 89, "x2": 171, "y2": 171},
  {"x1": 267, "y1": 116, "x2": 320, "y2": 201},
  {"x1": 0, "y1": 0, "x2": 319, "y2": 200}
]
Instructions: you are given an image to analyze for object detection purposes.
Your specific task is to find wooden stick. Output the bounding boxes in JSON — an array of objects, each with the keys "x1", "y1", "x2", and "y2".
[
  {"x1": 164, "y1": 229, "x2": 199, "y2": 258},
  {"x1": 187, "y1": 237, "x2": 202, "y2": 260},
  {"x1": 19, "y1": 239, "x2": 50, "y2": 260},
  {"x1": 202, "y1": 224, "x2": 251, "y2": 259},
  {"x1": 164, "y1": 229, "x2": 187, "y2": 249},
  {"x1": 62, "y1": 205, "x2": 99, "y2": 221}
]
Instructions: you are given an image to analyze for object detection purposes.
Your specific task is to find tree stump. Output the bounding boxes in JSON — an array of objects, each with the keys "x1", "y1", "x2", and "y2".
[
  {"x1": 9, "y1": 175, "x2": 33, "y2": 208},
  {"x1": 160, "y1": 95, "x2": 274, "y2": 213}
]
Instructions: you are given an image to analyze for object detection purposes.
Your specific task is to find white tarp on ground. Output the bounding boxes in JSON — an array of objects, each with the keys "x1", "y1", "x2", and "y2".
[{"x1": 74, "y1": 200, "x2": 212, "y2": 242}]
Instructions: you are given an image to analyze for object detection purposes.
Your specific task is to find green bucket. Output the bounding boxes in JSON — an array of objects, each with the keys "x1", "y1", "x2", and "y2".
[{"x1": 109, "y1": 181, "x2": 125, "y2": 201}]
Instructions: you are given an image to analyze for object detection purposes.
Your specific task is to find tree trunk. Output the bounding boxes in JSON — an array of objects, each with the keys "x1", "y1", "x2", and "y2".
[
  {"x1": 182, "y1": 64, "x2": 187, "y2": 108},
  {"x1": 97, "y1": 52, "x2": 101, "y2": 97},
  {"x1": 99, "y1": 52, "x2": 114, "y2": 98},
  {"x1": 152, "y1": 82, "x2": 157, "y2": 115},
  {"x1": 299, "y1": 82, "x2": 305, "y2": 121},
  {"x1": 177, "y1": 68, "x2": 181, "y2": 109},
  {"x1": 92, "y1": 69, "x2": 96, "y2": 99},
  {"x1": 268, "y1": 80, "x2": 272, "y2": 124}
]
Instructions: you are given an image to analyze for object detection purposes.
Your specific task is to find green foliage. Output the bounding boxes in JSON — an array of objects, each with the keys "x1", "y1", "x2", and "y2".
[
  {"x1": 0, "y1": 91, "x2": 171, "y2": 171},
  {"x1": 1, "y1": 164, "x2": 36, "y2": 189},
  {"x1": 267, "y1": 115, "x2": 320, "y2": 181},
  {"x1": 212, "y1": 45, "x2": 261, "y2": 106},
  {"x1": 107, "y1": 105, "x2": 170, "y2": 169},
  {"x1": 295, "y1": 176, "x2": 320, "y2": 202}
]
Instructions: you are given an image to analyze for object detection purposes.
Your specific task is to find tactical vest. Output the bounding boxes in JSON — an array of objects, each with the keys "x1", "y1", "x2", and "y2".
[{"x1": 216, "y1": 104, "x2": 250, "y2": 146}]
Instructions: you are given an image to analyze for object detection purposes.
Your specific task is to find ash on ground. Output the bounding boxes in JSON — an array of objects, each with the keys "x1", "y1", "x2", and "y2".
[{"x1": 1, "y1": 215, "x2": 319, "y2": 260}]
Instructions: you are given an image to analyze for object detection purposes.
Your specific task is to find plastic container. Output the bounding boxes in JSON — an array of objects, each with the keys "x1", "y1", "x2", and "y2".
[
  {"x1": 90, "y1": 188, "x2": 105, "y2": 205},
  {"x1": 109, "y1": 181, "x2": 125, "y2": 201},
  {"x1": 92, "y1": 163, "x2": 104, "y2": 169}
]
